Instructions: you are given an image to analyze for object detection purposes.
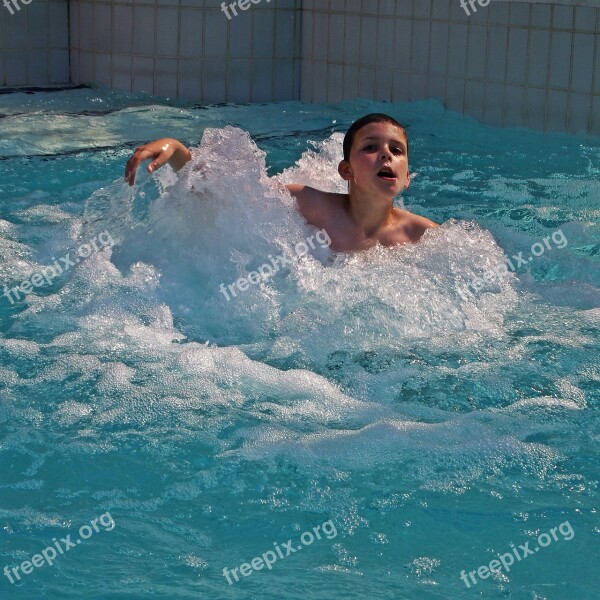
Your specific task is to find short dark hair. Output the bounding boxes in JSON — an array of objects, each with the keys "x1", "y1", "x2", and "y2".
[{"x1": 342, "y1": 113, "x2": 408, "y2": 161}]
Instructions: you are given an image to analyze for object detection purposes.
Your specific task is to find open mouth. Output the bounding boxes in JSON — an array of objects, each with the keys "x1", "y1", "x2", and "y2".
[{"x1": 377, "y1": 167, "x2": 396, "y2": 181}]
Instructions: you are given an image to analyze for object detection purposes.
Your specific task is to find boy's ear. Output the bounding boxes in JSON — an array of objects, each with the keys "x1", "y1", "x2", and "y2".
[
  {"x1": 338, "y1": 160, "x2": 352, "y2": 181},
  {"x1": 404, "y1": 171, "x2": 411, "y2": 189}
]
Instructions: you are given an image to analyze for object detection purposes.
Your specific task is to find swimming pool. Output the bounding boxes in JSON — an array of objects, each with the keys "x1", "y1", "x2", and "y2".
[{"x1": 0, "y1": 89, "x2": 598, "y2": 599}]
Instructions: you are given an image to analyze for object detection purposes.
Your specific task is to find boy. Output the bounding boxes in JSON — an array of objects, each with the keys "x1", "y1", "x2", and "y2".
[{"x1": 124, "y1": 113, "x2": 439, "y2": 252}]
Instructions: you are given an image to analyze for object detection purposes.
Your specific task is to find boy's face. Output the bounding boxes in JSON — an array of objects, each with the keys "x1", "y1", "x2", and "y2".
[{"x1": 339, "y1": 122, "x2": 410, "y2": 197}]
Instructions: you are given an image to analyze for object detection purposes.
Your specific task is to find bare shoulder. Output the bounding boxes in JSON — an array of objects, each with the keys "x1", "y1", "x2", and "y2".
[
  {"x1": 395, "y1": 209, "x2": 439, "y2": 242},
  {"x1": 285, "y1": 184, "x2": 346, "y2": 224}
]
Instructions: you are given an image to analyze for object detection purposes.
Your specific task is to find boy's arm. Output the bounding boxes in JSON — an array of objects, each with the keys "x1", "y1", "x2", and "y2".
[{"x1": 125, "y1": 138, "x2": 192, "y2": 186}]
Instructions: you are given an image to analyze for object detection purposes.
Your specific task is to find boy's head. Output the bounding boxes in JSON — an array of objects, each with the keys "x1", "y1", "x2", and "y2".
[
  {"x1": 339, "y1": 113, "x2": 410, "y2": 197},
  {"x1": 343, "y1": 113, "x2": 408, "y2": 162}
]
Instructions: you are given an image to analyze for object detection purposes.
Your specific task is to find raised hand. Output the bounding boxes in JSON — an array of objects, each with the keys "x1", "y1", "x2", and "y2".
[{"x1": 124, "y1": 138, "x2": 192, "y2": 186}]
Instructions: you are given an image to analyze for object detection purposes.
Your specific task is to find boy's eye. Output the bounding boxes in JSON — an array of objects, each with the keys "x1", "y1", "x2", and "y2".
[
  {"x1": 392, "y1": 147, "x2": 404, "y2": 155},
  {"x1": 362, "y1": 144, "x2": 377, "y2": 151}
]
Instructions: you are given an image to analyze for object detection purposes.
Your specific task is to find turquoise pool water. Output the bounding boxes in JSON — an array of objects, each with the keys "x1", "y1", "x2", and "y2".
[{"x1": 0, "y1": 89, "x2": 598, "y2": 599}]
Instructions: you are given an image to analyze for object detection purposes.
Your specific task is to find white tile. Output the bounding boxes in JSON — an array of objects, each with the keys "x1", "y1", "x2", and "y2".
[
  {"x1": 447, "y1": 23, "x2": 467, "y2": 79},
  {"x1": 510, "y1": 3, "x2": 530, "y2": 27},
  {"x1": 552, "y1": 5, "x2": 573, "y2": 31},
  {"x1": 204, "y1": 11, "x2": 228, "y2": 59},
  {"x1": 179, "y1": 59, "x2": 202, "y2": 100},
  {"x1": 155, "y1": 58, "x2": 178, "y2": 97},
  {"x1": 113, "y1": 7, "x2": 133, "y2": 53},
  {"x1": 202, "y1": 59, "x2": 227, "y2": 104},
  {"x1": 228, "y1": 59, "x2": 252, "y2": 102},
  {"x1": 28, "y1": 50, "x2": 48, "y2": 85},
  {"x1": 327, "y1": 64, "x2": 344, "y2": 103},
  {"x1": 413, "y1": 0, "x2": 431, "y2": 20},
  {"x1": 132, "y1": 56, "x2": 154, "y2": 93},
  {"x1": 230, "y1": 8, "x2": 252, "y2": 58},
  {"x1": 391, "y1": 70, "x2": 409, "y2": 102},
  {"x1": 330, "y1": 0, "x2": 345, "y2": 13},
  {"x1": 275, "y1": 11, "x2": 296, "y2": 58},
  {"x1": 506, "y1": 28, "x2": 527, "y2": 86},
  {"x1": 427, "y1": 75, "x2": 445, "y2": 101},
  {"x1": 486, "y1": 26, "x2": 507, "y2": 83},
  {"x1": 524, "y1": 87, "x2": 546, "y2": 130},
  {"x1": 429, "y1": 21, "x2": 448, "y2": 77},
  {"x1": 314, "y1": 14, "x2": 329, "y2": 62},
  {"x1": 5, "y1": 14, "x2": 27, "y2": 49},
  {"x1": 546, "y1": 89, "x2": 568, "y2": 131},
  {"x1": 396, "y1": 0, "x2": 412, "y2": 19},
  {"x1": 343, "y1": 64, "x2": 359, "y2": 99},
  {"x1": 432, "y1": 1, "x2": 450, "y2": 21},
  {"x1": 531, "y1": 5, "x2": 551, "y2": 29},
  {"x1": 503, "y1": 84, "x2": 525, "y2": 128},
  {"x1": 156, "y1": 8, "x2": 179, "y2": 57},
  {"x1": 409, "y1": 73, "x2": 428, "y2": 101},
  {"x1": 274, "y1": 59, "x2": 296, "y2": 101},
  {"x1": 313, "y1": 61, "x2": 328, "y2": 102},
  {"x1": 488, "y1": 2, "x2": 509, "y2": 26},
  {"x1": 251, "y1": 60, "x2": 273, "y2": 102},
  {"x1": 411, "y1": 20, "x2": 429, "y2": 74},
  {"x1": 253, "y1": 10, "x2": 274, "y2": 59},
  {"x1": 464, "y1": 80, "x2": 485, "y2": 121},
  {"x1": 133, "y1": 7, "x2": 156, "y2": 55},
  {"x1": 301, "y1": 11, "x2": 313, "y2": 58},
  {"x1": 527, "y1": 30, "x2": 550, "y2": 87},
  {"x1": 49, "y1": 3, "x2": 69, "y2": 48},
  {"x1": 445, "y1": 77, "x2": 465, "y2": 113},
  {"x1": 571, "y1": 33, "x2": 594, "y2": 94},
  {"x1": 94, "y1": 4, "x2": 112, "y2": 54},
  {"x1": 590, "y1": 96, "x2": 600, "y2": 137},
  {"x1": 574, "y1": 7, "x2": 596, "y2": 34},
  {"x1": 467, "y1": 26, "x2": 486, "y2": 80},
  {"x1": 70, "y1": 50, "x2": 80, "y2": 84},
  {"x1": 548, "y1": 32, "x2": 572, "y2": 90},
  {"x1": 94, "y1": 53, "x2": 112, "y2": 87},
  {"x1": 328, "y1": 14, "x2": 345, "y2": 63},
  {"x1": 484, "y1": 82, "x2": 504, "y2": 127},
  {"x1": 300, "y1": 58, "x2": 314, "y2": 101},
  {"x1": 393, "y1": 19, "x2": 411, "y2": 73},
  {"x1": 567, "y1": 93, "x2": 591, "y2": 135},
  {"x1": 361, "y1": 0, "x2": 377, "y2": 16},
  {"x1": 180, "y1": 9, "x2": 205, "y2": 58},
  {"x1": 358, "y1": 66, "x2": 375, "y2": 99},
  {"x1": 595, "y1": 35, "x2": 600, "y2": 94},
  {"x1": 343, "y1": 15, "x2": 360, "y2": 65},
  {"x1": 79, "y1": 3, "x2": 94, "y2": 51},
  {"x1": 27, "y1": 3, "x2": 48, "y2": 49},
  {"x1": 50, "y1": 49, "x2": 69, "y2": 83},
  {"x1": 359, "y1": 16, "x2": 377, "y2": 67},
  {"x1": 69, "y1": 1, "x2": 79, "y2": 49},
  {"x1": 112, "y1": 54, "x2": 132, "y2": 91},
  {"x1": 374, "y1": 66, "x2": 392, "y2": 102},
  {"x1": 376, "y1": 17, "x2": 394, "y2": 67},
  {"x1": 80, "y1": 51, "x2": 95, "y2": 84},
  {"x1": 5, "y1": 51, "x2": 27, "y2": 85},
  {"x1": 379, "y1": 0, "x2": 395, "y2": 18}
]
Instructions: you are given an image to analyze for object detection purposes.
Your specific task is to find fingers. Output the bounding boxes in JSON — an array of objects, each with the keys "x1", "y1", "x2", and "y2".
[{"x1": 124, "y1": 146, "x2": 164, "y2": 187}]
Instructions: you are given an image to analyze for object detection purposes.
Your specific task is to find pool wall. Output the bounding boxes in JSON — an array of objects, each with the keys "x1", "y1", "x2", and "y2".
[
  {"x1": 1, "y1": 0, "x2": 599, "y2": 135},
  {"x1": 0, "y1": 0, "x2": 68, "y2": 87}
]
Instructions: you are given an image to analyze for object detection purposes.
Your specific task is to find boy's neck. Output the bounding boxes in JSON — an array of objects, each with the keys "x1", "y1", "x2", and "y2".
[{"x1": 346, "y1": 188, "x2": 395, "y2": 238}]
